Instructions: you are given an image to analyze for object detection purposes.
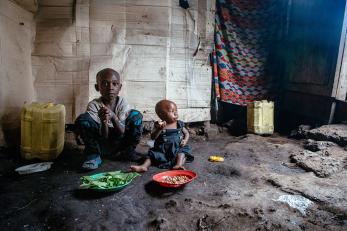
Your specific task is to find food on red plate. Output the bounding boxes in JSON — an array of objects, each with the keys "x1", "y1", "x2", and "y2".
[
  {"x1": 153, "y1": 170, "x2": 197, "y2": 188},
  {"x1": 162, "y1": 175, "x2": 190, "y2": 184}
]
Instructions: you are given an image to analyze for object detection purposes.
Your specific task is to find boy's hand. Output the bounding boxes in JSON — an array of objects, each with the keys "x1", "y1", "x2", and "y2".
[
  {"x1": 98, "y1": 106, "x2": 116, "y2": 124},
  {"x1": 154, "y1": 121, "x2": 166, "y2": 130},
  {"x1": 180, "y1": 139, "x2": 188, "y2": 147}
]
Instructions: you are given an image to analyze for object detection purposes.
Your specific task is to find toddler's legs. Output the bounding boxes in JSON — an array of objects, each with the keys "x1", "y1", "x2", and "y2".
[
  {"x1": 130, "y1": 158, "x2": 151, "y2": 172},
  {"x1": 172, "y1": 153, "x2": 186, "y2": 170}
]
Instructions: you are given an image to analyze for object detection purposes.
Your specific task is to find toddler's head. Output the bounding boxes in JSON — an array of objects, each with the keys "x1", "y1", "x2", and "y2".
[{"x1": 155, "y1": 100, "x2": 178, "y2": 123}]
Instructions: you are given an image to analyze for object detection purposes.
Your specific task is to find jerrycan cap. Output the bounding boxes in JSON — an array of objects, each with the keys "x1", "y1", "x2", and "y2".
[{"x1": 44, "y1": 102, "x2": 54, "y2": 108}]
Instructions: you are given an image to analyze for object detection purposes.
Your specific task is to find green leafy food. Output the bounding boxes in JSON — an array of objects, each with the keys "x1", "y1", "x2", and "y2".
[{"x1": 80, "y1": 171, "x2": 140, "y2": 189}]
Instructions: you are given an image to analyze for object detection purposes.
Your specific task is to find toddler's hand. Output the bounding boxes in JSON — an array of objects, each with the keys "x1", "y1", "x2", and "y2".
[
  {"x1": 154, "y1": 121, "x2": 166, "y2": 130},
  {"x1": 180, "y1": 139, "x2": 188, "y2": 147}
]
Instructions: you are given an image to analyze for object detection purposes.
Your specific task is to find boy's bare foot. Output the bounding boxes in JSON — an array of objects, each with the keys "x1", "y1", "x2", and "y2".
[
  {"x1": 172, "y1": 165, "x2": 185, "y2": 170},
  {"x1": 130, "y1": 165, "x2": 148, "y2": 173}
]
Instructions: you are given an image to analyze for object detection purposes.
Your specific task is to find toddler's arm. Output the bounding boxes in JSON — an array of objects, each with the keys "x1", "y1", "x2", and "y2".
[
  {"x1": 151, "y1": 121, "x2": 166, "y2": 140},
  {"x1": 180, "y1": 127, "x2": 189, "y2": 147}
]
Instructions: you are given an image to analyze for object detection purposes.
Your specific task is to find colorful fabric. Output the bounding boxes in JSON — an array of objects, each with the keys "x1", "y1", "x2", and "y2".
[{"x1": 213, "y1": 0, "x2": 279, "y2": 106}]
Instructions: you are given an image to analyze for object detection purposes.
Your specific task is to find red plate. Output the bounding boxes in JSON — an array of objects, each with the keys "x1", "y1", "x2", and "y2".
[{"x1": 152, "y1": 170, "x2": 197, "y2": 188}]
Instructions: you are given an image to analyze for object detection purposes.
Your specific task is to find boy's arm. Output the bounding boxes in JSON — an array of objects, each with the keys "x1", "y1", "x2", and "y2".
[
  {"x1": 86, "y1": 101, "x2": 105, "y2": 137},
  {"x1": 98, "y1": 107, "x2": 110, "y2": 138},
  {"x1": 99, "y1": 107, "x2": 125, "y2": 136},
  {"x1": 101, "y1": 120, "x2": 109, "y2": 138},
  {"x1": 110, "y1": 117, "x2": 125, "y2": 134},
  {"x1": 109, "y1": 97, "x2": 128, "y2": 135},
  {"x1": 180, "y1": 127, "x2": 189, "y2": 147},
  {"x1": 86, "y1": 101, "x2": 99, "y2": 122}
]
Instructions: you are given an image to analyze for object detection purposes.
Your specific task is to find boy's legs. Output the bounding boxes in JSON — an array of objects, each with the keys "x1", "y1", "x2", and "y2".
[
  {"x1": 130, "y1": 158, "x2": 151, "y2": 172},
  {"x1": 75, "y1": 110, "x2": 143, "y2": 168},
  {"x1": 117, "y1": 110, "x2": 143, "y2": 161},
  {"x1": 75, "y1": 113, "x2": 102, "y2": 169}
]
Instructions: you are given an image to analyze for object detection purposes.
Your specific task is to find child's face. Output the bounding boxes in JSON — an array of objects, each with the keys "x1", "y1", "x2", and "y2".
[
  {"x1": 161, "y1": 102, "x2": 178, "y2": 123},
  {"x1": 96, "y1": 72, "x2": 122, "y2": 101}
]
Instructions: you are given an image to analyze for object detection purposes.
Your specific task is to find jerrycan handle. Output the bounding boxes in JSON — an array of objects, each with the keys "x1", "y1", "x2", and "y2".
[{"x1": 43, "y1": 102, "x2": 54, "y2": 108}]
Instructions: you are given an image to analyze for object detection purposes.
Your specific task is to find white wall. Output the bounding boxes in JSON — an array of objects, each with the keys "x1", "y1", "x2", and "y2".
[
  {"x1": 32, "y1": 0, "x2": 89, "y2": 124},
  {"x1": 0, "y1": 0, "x2": 214, "y2": 147},
  {"x1": 32, "y1": 0, "x2": 215, "y2": 123},
  {"x1": 0, "y1": 0, "x2": 36, "y2": 146},
  {"x1": 88, "y1": 0, "x2": 215, "y2": 122}
]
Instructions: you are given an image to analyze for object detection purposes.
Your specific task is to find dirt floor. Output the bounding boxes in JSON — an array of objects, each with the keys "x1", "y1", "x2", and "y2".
[{"x1": 0, "y1": 126, "x2": 346, "y2": 231}]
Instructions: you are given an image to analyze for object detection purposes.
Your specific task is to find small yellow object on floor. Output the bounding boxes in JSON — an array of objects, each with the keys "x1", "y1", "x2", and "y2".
[{"x1": 208, "y1": 155, "x2": 224, "y2": 162}]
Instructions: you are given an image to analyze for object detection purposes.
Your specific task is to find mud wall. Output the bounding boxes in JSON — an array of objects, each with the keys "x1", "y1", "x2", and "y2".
[{"x1": 0, "y1": 0, "x2": 36, "y2": 146}]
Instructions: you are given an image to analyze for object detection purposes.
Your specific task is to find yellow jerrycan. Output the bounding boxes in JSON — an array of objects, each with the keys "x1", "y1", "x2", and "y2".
[
  {"x1": 21, "y1": 102, "x2": 65, "y2": 161},
  {"x1": 247, "y1": 100, "x2": 274, "y2": 135}
]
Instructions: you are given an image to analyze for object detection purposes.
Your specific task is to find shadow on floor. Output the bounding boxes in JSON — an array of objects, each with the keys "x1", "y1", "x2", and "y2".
[
  {"x1": 144, "y1": 181, "x2": 185, "y2": 198},
  {"x1": 72, "y1": 189, "x2": 117, "y2": 200}
]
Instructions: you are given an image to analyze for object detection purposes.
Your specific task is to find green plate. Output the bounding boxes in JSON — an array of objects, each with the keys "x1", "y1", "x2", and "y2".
[{"x1": 80, "y1": 171, "x2": 140, "y2": 192}]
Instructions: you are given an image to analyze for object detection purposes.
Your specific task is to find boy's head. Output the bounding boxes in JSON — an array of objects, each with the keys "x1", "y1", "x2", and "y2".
[
  {"x1": 95, "y1": 68, "x2": 122, "y2": 101},
  {"x1": 155, "y1": 100, "x2": 178, "y2": 123}
]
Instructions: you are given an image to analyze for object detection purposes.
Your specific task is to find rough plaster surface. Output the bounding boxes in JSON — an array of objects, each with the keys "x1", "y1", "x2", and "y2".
[
  {"x1": 290, "y1": 149, "x2": 346, "y2": 178},
  {"x1": 290, "y1": 125, "x2": 347, "y2": 178},
  {"x1": 306, "y1": 124, "x2": 347, "y2": 146}
]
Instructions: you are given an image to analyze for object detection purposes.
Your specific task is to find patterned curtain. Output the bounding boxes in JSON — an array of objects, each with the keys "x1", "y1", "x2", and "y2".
[{"x1": 213, "y1": 0, "x2": 280, "y2": 106}]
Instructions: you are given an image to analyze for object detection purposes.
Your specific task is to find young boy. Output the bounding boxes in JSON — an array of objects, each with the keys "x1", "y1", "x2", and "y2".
[
  {"x1": 75, "y1": 68, "x2": 143, "y2": 170},
  {"x1": 130, "y1": 100, "x2": 193, "y2": 172}
]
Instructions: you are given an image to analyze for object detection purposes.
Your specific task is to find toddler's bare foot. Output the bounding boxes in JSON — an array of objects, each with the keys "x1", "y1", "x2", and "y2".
[
  {"x1": 172, "y1": 165, "x2": 185, "y2": 170},
  {"x1": 130, "y1": 165, "x2": 148, "y2": 173}
]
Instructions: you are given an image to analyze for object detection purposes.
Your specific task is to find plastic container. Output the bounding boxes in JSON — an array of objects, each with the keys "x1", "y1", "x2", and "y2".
[
  {"x1": 15, "y1": 162, "x2": 53, "y2": 175},
  {"x1": 152, "y1": 170, "x2": 197, "y2": 188},
  {"x1": 208, "y1": 155, "x2": 224, "y2": 162},
  {"x1": 247, "y1": 100, "x2": 274, "y2": 135},
  {"x1": 21, "y1": 102, "x2": 65, "y2": 161}
]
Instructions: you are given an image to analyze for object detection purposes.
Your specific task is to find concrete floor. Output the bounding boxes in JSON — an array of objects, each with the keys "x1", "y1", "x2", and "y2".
[{"x1": 0, "y1": 129, "x2": 346, "y2": 231}]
